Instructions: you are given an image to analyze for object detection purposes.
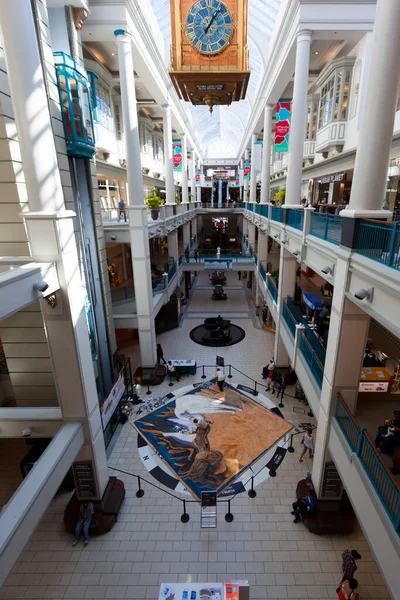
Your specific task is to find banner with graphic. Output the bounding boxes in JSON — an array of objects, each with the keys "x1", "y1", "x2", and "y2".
[
  {"x1": 195, "y1": 168, "x2": 201, "y2": 185},
  {"x1": 173, "y1": 143, "x2": 182, "y2": 172},
  {"x1": 252, "y1": 141, "x2": 262, "y2": 171},
  {"x1": 244, "y1": 159, "x2": 251, "y2": 180},
  {"x1": 100, "y1": 370, "x2": 126, "y2": 429},
  {"x1": 235, "y1": 172, "x2": 240, "y2": 186},
  {"x1": 239, "y1": 168, "x2": 244, "y2": 186},
  {"x1": 275, "y1": 103, "x2": 291, "y2": 152}
]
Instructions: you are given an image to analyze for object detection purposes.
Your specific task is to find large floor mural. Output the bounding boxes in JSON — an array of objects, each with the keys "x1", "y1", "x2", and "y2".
[{"x1": 132, "y1": 379, "x2": 293, "y2": 501}]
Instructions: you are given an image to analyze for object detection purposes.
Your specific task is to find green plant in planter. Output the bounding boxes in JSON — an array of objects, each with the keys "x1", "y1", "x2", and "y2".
[
  {"x1": 270, "y1": 268, "x2": 280, "y2": 284},
  {"x1": 273, "y1": 188, "x2": 286, "y2": 206},
  {"x1": 175, "y1": 191, "x2": 182, "y2": 204},
  {"x1": 145, "y1": 188, "x2": 164, "y2": 220}
]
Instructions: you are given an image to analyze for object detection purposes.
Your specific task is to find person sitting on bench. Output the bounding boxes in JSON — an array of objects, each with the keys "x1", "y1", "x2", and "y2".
[{"x1": 291, "y1": 490, "x2": 317, "y2": 523}]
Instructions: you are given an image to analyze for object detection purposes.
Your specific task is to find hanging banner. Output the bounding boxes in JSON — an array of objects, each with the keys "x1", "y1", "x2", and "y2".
[
  {"x1": 252, "y1": 141, "x2": 262, "y2": 171},
  {"x1": 244, "y1": 159, "x2": 251, "y2": 180},
  {"x1": 173, "y1": 143, "x2": 182, "y2": 172},
  {"x1": 239, "y1": 168, "x2": 244, "y2": 186},
  {"x1": 100, "y1": 370, "x2": 126, "y2": 429},
  {"x1": 275, "y1": 102, "x2": 291, "y2": 152},
  {"x1": 235, "y1": 172, "x2": 240, "y2": 186},
  {"x1": 195, "y1": 168, "x2": 201, "y2": 186}
]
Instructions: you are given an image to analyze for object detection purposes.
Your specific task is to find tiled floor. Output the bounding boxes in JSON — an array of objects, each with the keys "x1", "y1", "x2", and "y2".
[{"x1": 0, "y1": 272, "x2": 391, "y2": 600}]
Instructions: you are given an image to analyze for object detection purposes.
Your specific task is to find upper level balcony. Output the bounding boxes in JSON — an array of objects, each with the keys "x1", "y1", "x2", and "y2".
[
  {"x1": 315, "y1": 120, "x2": 346, "y2": 155},
  {"x1": 303, "y1": 139, "x2": 316, "y2": 161}
]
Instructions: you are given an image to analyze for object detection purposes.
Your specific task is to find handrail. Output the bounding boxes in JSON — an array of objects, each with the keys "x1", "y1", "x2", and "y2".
[
  {"x1": 299, "y1": 331, "x2": 324, "y2": 368},
  {"x1": 337, "y1": 394, "x2": 399, "y2": 491}
]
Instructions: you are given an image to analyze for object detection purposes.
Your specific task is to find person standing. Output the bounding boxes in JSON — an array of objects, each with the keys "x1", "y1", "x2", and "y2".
[
  {"x1": 72, "y1": 502, "x2": 94, "y2": 547},
  {"x1": 185, "y1": 247, "x2": 190, "y2": 262},
  {"x1": 299, "y1": 428, "x2": 314, "y2": 462},
  {"x1": 341, "y1": 550, "x2": 362, "y2": 583},
  {"x1": 118, "y1": 199, "x2": 127, "y2": 222},
  {"x1": 264, "y1": 357, "x2": 275, "y2": 391},
  {"x1": 194, "y1": 250, "x2": 198, "y2": 262},
  {"x1": 156, "y1": 343, "x2": 166, "y2": 365},
  {"x1": 216, "y1": 367, "x2": 225, "y2": 392}
]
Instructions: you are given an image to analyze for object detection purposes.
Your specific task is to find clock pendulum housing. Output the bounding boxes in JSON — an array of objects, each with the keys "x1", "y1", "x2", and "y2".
[{"x1": 170, "y1": 0, "x2": 250, "y2": 113}]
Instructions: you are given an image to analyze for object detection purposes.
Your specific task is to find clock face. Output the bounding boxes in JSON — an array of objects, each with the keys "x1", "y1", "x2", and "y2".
[{"x1": 185, "y1": 0, "x2": 233, "y2": 56}]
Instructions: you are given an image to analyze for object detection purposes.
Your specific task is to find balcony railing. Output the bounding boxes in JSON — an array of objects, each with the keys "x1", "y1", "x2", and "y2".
[
  {"x1": 267, "y1": 277, "x2": 278, "y2": 303},
  {"x1": 335, "y1": 395, "x2": 400, "y2": 532},
  {"x1": 271, "y1": 207, "x2": 283, "y2": 223},
  {"x1": 282, "y1": 302, "x2": 296, "y2": 337},
  {"x1": 261, "y1": 205, "x2": 269, "y2": 218},
  {"x1": 287, "y1": 209, "x2": 304, "y2": 231},
  {"x1": 260, "y1": 263, "x2": 267, "y2": 283},
  {"x1": 299, "y1": 333, "x2": 324, "y2": 388},
  {"x1": 356, "y1": 220, "x2": 400, "y2": 271},
  {"x1": 167, "y1": 263, "x2": 176, "y2": 283},
  {"x1": 310, "y1": 213, "x2": 343, "y2": 245},
  {"x1": 285, "y1": 297, "x2": 326, "y2": 366}
]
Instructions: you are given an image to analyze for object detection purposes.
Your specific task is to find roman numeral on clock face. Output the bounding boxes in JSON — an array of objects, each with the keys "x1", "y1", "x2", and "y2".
[
  {"x1": 221, "y1": 31, "x2": 230, "y2": 44},
  {"x1": 187, "y1": 30, "x2": 196, "y2": 43},
  {"x1": 195, "y1": 40, "x2": 203, "y2": 51}
]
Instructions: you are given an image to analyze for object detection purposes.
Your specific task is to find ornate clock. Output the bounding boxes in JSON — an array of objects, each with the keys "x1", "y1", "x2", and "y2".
[{"x1": 170, "y1": 0, "x2": 250, "y2": 113}]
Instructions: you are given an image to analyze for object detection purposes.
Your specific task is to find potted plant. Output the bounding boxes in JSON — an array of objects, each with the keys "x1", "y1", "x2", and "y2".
[
  {"x1": 175, "y1": 191, "x2": 181, "y2": 204},
  {"x1": 145, "y1": 188, "x2": 164, "y2": 220},
  {"x1": 273, "y1": 188, "x2": 286, "y2": 206},
  {"x1": 270, "y1": 268, "x2": 280, "y2": 285}
]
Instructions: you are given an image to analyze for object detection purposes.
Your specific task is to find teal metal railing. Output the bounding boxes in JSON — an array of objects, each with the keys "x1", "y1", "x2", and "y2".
[
  {"x1": 178, "y1": 255, "x2": 183, "y2": 266},
  {"x1": 260, "y1": 263, "x2": 267, "y2": 283},
  {"x1": 356, "y1": 220, "x2": 400, "y2": 271},
  {"x1": 286, "y1": 297, "x2": 326, "y2": 365},
  {"x1": 299, "y1": 333, "x2": 324, "y2": 388},
  {"x1": 84, "y1": 295, "x2": 97, "y2": 361},
  {"x1": 168, "y1": 263, "x2": 176, "y2": 283},
  {"x1": 111, "y1": 286, "x2": 135, "y2": 303},
  {"x1": 254, "y1": 254, "x2": 258, "y2": 266},
  {"x1": 287, "y1": 209, "x2": 304, "y2": 231},
  {"x1": 261, "y1": 205, "x2": 269, "y2": 218},
  {"x1": 282, "y1": 302, "x2": 296, "y2": 337},
  {"x1": 310, "y1": 213, "x2": 343, "y2": 245},
  {"x1": 152, "y1": 278, "x2": 166, "y2": 294},
  {"x1": 335, "y1": 395, "x2": 400, "y2": 532},
  {"x1": 271, "y1": 207, "x2": 283, "y2": 223},
  {"x1": 255, "y1": 204, "x2": 261, "y2": 215},
  {"x1": 267, "y1": 277, "x2": 278, "y2": 303}
]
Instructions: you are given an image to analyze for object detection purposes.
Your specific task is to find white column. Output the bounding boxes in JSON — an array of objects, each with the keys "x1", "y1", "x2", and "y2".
[
  {"x1": 168, "y1": 230, "x2": 179, "y2": 264},
  {"x1": 218, "y1": 179, "x2": 223, "y2": 208},
  {"x1": 261, "y1": 105, "x2": 273, "y2": 204},
  {"x1": 196, "y1": 160, "x2": 202, "y2": 203},
  {"x1": 250, "y1": 134, "x2": 257, "y2": 204},
  {"x1": 247, "y1": 222, "x2": 256, "y2": 251},
  {"x1": 259, "y1": 231, "x2": 268, "y2": 269},
  {"x1": 115, "y1": 29, "x2": 157, "y2": 366},
  {"x1": 274, "y1": 249, "x2": 297, "y2": 366},
  {"x1": 190, "y1": 150, "x2": 196, "y2": 200},
  {"x1": 285, "y1": 30, "x2": 312, "y2": 207},
  {"x1": 162, "y1": 103, "x2": 175, "y2": 205},
  {"x1": 243, "y1": 148, "x2": 249, "y2": 198},
  {"x1": 114, "y1": 30, "x2": 143, "y2": 205},
  {"x1": 183, "y1": 222, "x2": 191, "y2": 249},
  {"x1": 344, "y1": 0, "x2": 400, "y2": 217},
  {"x1": 181, "y1": 133, "x2": 189, "y2": 204}
]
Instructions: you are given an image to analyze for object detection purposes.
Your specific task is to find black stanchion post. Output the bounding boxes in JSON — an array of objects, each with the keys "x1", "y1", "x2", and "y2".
[
  {"x1": 269, "y1": 468, "x2": 277, "y2": 477},
  {"x1": 228, "y1": 365, "x2": 233, "y2": 379},
  {"x1": 248, "y1": 476, "x2": 257, "y2": 498},
  {"x1": 254, "y1": 380, "x2": 257, "y2": 393},
  {"x1": 181, "y1": 500, "x2": 190, "y2": 523},
  {"x1": 146, "y1": 382, "x2": 152, "y2": 396},
  {"x1": 278, "y1": 389, "x2": 284, "y2": 408},
  {"x1": 168, "y1": 373, "x2": 174, "y2": 387},
  {"x1": 308, "y1": 408, "x2": 314, "y2": 418},
  {"x1": 225, "y1": 499, "x2": 234, "y2": 522},
  {"x1": 201, "y1": 365, "x2": 206, "y2": 379},
  {"x1": 136, "y1": 476, "x2": 144, "y2": 498},
  {"x1": 288, "y1": 434, "x2": 295, "y2": 453}
]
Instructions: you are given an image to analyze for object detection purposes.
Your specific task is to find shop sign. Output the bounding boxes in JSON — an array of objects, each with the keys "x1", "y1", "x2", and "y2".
[
  {"x1": 100, "y1": 370, "x2": 126, "y2": 428},
  {"x1": 275, "y1": 102, "x2": 291, "y2": 152},
  {"x1": 196, "y1": 84, "x2": 224, "y2": 91},
  {"x1": 244, "y1": 159, "x2": 251, "y2": 180},
  {"x1": 173, "y1": 143, "x2": 182, "y2": 172},
  {"x1": 319, "y1": 172, "x2": 346, "y2": 184},
  {"x1": 252, "y1": 142, "x2": 262, "y2": 171},
  {"x1": 358, "y1": 381, "x2": 389, "y2": 393},
  {"x1": 73, "y1": 460, "x2": 98, "y2": 499}
]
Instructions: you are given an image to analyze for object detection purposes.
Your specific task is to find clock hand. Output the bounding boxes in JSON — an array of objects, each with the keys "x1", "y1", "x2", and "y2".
[{"x1": 204, "y1": 8, "x2": 220, "y2": 34}]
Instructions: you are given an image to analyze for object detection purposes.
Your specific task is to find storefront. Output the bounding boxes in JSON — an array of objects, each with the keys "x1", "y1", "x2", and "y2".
[{"x1": 314, "y1": 169, "x2": 353, "y2": 207}]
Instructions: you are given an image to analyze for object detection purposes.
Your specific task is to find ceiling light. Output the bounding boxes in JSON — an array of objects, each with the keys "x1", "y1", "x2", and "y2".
[
  {"x1": 111, "y1": 52, "x2": 116, "y2": 56},
  {"x1": 313, "y1": 51, "x2": 319, "y2": 55}
]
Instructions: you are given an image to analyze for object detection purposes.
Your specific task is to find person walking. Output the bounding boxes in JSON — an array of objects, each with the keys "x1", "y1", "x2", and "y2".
[
  {"x1": 337, "y1": 579, "x2": 359, "y2": 600},
  {"x1": 275, "y1": 373, "x2": 286, "y2": 401},
  {"x1": 72, "y1": 502, "x2": 94, "y2": 547},
  {"x1": 194, "y1": 250, "x2": 198, "y2": 262},
  {"x1": 264, "y1": 357, "x2": 275, "y2": 391},
  {"x1": 185, "y1": 247, "x2": 190, "y2": 263},
  {"x1": 299, "y1": 428, "x2": 314, "y2": 462},
  {"x1": 340, "y1": 550, "x2": 362, "y2": 583},
  {"x1": 216, "y1": 367, "x2": 225, "y2": 392},
  {"x1": 156, "y1": 343, "x2": 166, "y2": 365},
  {"x1": 118, "y1": 199, "x2": 127, "y2": 222}
]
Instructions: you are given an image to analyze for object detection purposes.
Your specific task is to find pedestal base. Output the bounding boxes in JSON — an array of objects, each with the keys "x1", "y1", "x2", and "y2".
[{"x1": 64, "y1": 477, "x2": 125, "y2": 536}]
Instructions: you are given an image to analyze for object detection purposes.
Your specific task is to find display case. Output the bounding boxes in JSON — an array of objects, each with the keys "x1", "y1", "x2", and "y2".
[{"x1": 53, "y1": 52, "x2": 96, "y2": 158}]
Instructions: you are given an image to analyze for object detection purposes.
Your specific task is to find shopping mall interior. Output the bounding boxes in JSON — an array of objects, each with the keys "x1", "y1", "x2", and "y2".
[{"x1": 0, "y1": 1, "x2": 399, "y2": 599}]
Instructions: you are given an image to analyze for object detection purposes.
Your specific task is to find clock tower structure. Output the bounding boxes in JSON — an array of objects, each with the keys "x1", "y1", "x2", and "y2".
[{"x1": 170, "y1": 0, "x2": 250, "y2": 113}]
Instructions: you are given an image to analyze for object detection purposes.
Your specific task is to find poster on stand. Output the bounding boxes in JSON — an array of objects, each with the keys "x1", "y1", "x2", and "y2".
[
  {"x1": 275, "y1": 102, "x2": 291, "y2": 152},
  {"x1": 173, "y1": 143, "x2": 182, "y2": 172}
]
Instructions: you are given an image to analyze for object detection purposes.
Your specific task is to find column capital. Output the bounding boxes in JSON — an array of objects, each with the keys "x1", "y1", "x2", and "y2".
[
  {"x1": 180, "y1": 132, "x2": 186, "y2": 138},
  {"x1": 161, "y1": 103, "x2": 171, "y2": 113},
  {"x1": 296, "y1": 29, "x2": 312, "y2": 42}
]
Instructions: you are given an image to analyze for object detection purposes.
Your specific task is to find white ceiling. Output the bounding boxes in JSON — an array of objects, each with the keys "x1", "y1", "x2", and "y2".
[{"x1": 150, "y1": 0, "x2": 283, "y2": 158}]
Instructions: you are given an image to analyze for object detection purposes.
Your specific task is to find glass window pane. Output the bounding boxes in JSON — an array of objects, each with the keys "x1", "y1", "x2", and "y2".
[
  {"x1": 58, "y1": 75, "x2": 73, "y2": 137},
  {"x1": 342, "y1": 70, "x2": 351, "y2": 119},
  {"x1": 69, "y1": 77, "x2": 83, "y2": 137}
]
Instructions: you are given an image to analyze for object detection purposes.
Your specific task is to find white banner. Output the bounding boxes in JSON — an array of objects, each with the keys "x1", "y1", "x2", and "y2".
[{"x1": 253, "y1": 141, "x2": 262, "y2": 171}]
